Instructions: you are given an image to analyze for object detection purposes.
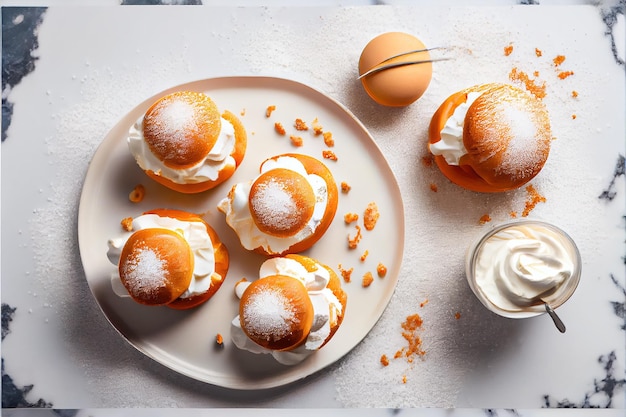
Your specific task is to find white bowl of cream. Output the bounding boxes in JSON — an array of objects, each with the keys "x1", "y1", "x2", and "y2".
[{"x1": 465, "y1": 220, "x2": 581, "y2": 319}]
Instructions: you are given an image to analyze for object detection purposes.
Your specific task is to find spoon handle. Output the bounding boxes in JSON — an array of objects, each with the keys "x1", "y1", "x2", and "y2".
[{"x1": 545, "y1": 303, "x2": 566, "y2": 333}]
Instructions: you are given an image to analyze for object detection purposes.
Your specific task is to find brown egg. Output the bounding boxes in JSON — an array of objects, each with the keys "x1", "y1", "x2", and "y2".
[{"x1": 359, "y1": 32, "x2": 433, "y2": 107}]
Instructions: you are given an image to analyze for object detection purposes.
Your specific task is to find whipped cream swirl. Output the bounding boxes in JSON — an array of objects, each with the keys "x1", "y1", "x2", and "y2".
[
  {"x1": 471, "y1": 223, "x2": 577, "y2": 313},
  {"x1": 429, "y1": 91, "x2": 482, "y2": 165}
]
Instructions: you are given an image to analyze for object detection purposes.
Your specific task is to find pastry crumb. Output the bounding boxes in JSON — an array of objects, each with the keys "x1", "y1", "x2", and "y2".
[
  {"x1": 121, "y1": 217, "x2": 133, "y2": 231},
  {"x1": 558, "y1": 70, "x2": 574, "y2": 79},
  {"x1": 535, "y1": 48, "x2": 542, "y2": 57},
  {"x1": 240, "y1": 108, "x2": 246, "y2": 116},
  {"x1": 420, "y1": 299, "x2": 429, "y2": 308},
  {"x1": 510, "y1": 211, "x2": 518, "y2": 218},
  {"x1": 509, "y1": 67, "x2": 546, "y2": 99},
  {"x1": 380, "y1": 354, "x2": 389, "y2": 367},
  {"x1": 360, "y1": 250, "x2": 369, "y2": 262},
  {"x1": 348, "y1": 225, "x2": 362, "y2": 249},
  {"x1": 323, "y1": 131, "x2": 334, "y2": 147},
  {"x1": 338, "y1": 264, "x2": 353, "y2": 283},
  {"x1": 572, "y1": 114, "x2": 577, "y2": 120},
  {"x1": 377, "y1": 262, "x2": 387, "y2": 278},
  {"x1": 522, "y1": 184, "x2": 546, "y2": 217},
  {"x1": 429, "y1": 183, "x2": 438, "y2": 192},
  {"x1": 274, "y1": 122, "x2": 286, "y2": 135},
  {"x1": 553, "y1": 54, "x2": 566, "y2": 66},
  {"x1": 396, "y1": 314, "x2": 425, "y2": 363},
  {"x1": 216, "y1": 333, "x2": 224, "y2": 346},
  {"x1": 455, "y1": 312, "x2": 462, "y2": 320},
  {"x1": 341, "y1": 182, "x2": 351, "y2": 193},
  {"x1": 572, "y1": 90, "x2": 579, "y2": 98},
  {"x1": 129, "y1": 184, "x2": 145, "y2": 203},
  {"x1": 294, "y1": 118, "x2": 308, "y2": 131},
  {"x1": 322, "y1": 150, "x2": 337, "y2": 161},
  {"x1": 265, "y1": 105, "x2": 276, "y2": 118},
  {"x1": 289, "y1": 135, "x2": 304, "y2": 147},
  {"x1": 421, "y1": 155, "x2": 433, "y2": 167},
  {"x1": 479, "y1": 214, "x2": 492, "y2": 225},
  {"x1": 312, "y1": 118, "x2": 323, "y2": 135},
  {"x1": 362, "y1": 271, "x2": 374, "y2": 287},
  {"x1": 344, "y1": 212, "x2": 359, "y2": 224},
  {"x1": 504, "y1": 44, "x2": 513, "y2": 56},
  {"x1": 363, "y1": 202, "x2": 380, "y2": 231}
]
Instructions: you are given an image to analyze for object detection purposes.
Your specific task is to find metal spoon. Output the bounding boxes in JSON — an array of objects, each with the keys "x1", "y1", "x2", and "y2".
[
  {"x1": 544, "y1": 303, "x2": 566, "y2": 333},
  {"x1": 357, "y1": 58, "x2": 452, "y2": 80},
  {"x1": 357, "y1": 46, "x2": 453, "y2": 80}
]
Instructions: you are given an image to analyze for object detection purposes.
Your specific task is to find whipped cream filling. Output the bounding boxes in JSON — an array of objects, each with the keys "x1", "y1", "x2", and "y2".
[
  {"x1": 472, "y1": 223, "x2": 576, "y2": 312},
  {"x1": 231, "y1": 257, "x2": 343, "y2": 365},
  {"x1": 107, "y1": 214, "x2": 218, "y2": 299},
  {"x1": 128, "y1": 115, "x2": 236, "y2": 184},
  {"x1": 429, "y1": 91, "x2": 482, "y2": 165},
  {"x1": 218, "y1": 156, "x2": 328, "y2": 254}
]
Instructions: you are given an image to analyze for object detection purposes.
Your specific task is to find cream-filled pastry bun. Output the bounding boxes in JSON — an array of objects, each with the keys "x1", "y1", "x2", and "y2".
[
  {"x1": 231, "y1": 254, "x2": 347, "y2": 365},
  {"x1": 128, "y1": 91, "x2": 247, "y2": 194},
  {"x1": 107, "y1": 209, "x2": 229, "y2": 310},
  {"x1": 218, "y1": 153, "x2": 338, "y2": 256},
  {"x1": 428, "y1": 83, "x2": 552, "y2": 193}
]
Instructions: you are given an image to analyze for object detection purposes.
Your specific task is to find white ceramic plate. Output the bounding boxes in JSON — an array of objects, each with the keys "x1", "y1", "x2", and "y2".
[{"x1": 78, "y1": 76, "x2": 404, "y2": 389}]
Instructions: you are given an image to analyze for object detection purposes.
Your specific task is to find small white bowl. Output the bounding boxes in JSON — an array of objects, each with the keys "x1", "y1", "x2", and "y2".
[{"x1": 465, "y1": 219, "x2": 581, "y2": 319}]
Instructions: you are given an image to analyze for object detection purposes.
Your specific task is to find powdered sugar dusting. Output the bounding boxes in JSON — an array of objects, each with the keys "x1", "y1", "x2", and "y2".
[
  {"x1": 242, "y1": 287, "x2": 296, "y2": 342},
  {"x1": 497, "y1": 104, "x2": 547, "y2": 180},
  {"x1": 121, "y1": 247, "x2": 168, "y2": 298},
  {"x1": 251, "y1": 178, "x2": 302, "y2": 232},
  {"x1": 470, "y1": 88, "x2": 551, "y2": 183},
  {"x1": 144, "y1": 96, "x2": 199, "y2": 162},
  {"x1": 154, "y1": 99, "x2": 196, "y2": 142}
]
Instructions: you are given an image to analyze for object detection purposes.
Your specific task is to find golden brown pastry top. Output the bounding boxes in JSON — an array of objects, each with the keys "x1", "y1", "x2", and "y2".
[
  {"x1": 249, "y1": 168, "x2": 317, "y2": 238},
  {"x1": 239, "y1": 274, "x2": 314, "y2": 351},
  {"x1": 462, "y1": 83, "x2": 552, "y2": 190},
  {"x1": 142, "y1": 91, "x2": 221, "y2": 169},
  {"x1": 118, "y1": 227, "x2": 194, "y2": 305}
]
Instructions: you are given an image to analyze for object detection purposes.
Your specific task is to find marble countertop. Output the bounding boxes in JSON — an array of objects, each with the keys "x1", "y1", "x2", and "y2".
[{"x1": 1, "y1": 1, "x2": 625, "y2": 415}]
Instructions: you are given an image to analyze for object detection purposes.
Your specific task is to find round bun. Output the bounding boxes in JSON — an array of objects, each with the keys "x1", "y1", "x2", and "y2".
[
  {"x1": 142, "y1": 91, "x2": 247, "y2": 194},
  {"x1": 249, "y1": 168, "x2": 317, "y2": 238},
  {"x1": 256, "y1": 153, "x2": 338, "y2": 256},
  {"x1": 119, "y1": 227, "x2": 194, "y2": 306},
  {"x1": 119, "y1": 209, "x2": 229, "y2": 309},
  {"x1": 239, "y1": 274, "x2": 314, "y2": 351},
  {"x1": 429, "y1": 83, "x2": 551, "y2": 192}
]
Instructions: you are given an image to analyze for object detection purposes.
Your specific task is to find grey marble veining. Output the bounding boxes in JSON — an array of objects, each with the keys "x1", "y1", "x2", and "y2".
[{"x1": 1, "y1": 7, "x2": 46, "y2": 142}]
